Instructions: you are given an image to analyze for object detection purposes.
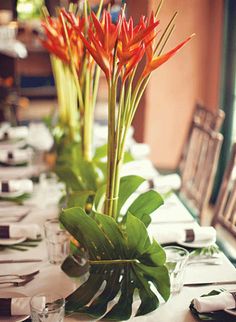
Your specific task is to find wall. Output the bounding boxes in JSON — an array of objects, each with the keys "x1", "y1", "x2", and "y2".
[{"x1": 128, "y1": 0, "x2": 224, "y2": 169}]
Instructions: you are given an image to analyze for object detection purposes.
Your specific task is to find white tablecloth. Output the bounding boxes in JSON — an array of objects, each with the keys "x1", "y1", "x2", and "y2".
[{"x1": 0, "y1": 162, "x2": 235, "y2": 322}]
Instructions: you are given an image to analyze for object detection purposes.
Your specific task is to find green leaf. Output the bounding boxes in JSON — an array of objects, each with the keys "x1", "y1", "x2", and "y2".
[
  {"x1": 128, "y1": 190, "x2": 164, "y2": 227},
  {"x1": 55, "y1": 166, "x2": 84, "y2": 191},
  {"x1": 133, "y1": 268, "x2": 159, "y2": 316},
  {"x1": 135, "y1": 262, "x2": 170, "y2": 301},
  {"x1": 123, "y1": 150, "x2": 134, "y2": 163},
  {"x1": 102, "y1": 264, "x2": 135, "y2": 321},
  {"x1": 117, "y1": 175, "x2": 145, "y2": 215},
  {"x1": 93, "y1": 184, "x2": 106, "y2": 212},
  {"x1": 61, "y1": 254, "x2": 89, "y2": 278},
  {"x1": 67, "y1": 191, "x2": 94, "y2": 210},
  {"x1": 93, "y1": 144, "x2": 107, "y2": 160},
  {"x1": 60, "y1": 207, "x2": 114, "y2": 260},
  {"x1": 77, "y1": 159, "x2": 98, "y2": 191},
  {"x1": 77, "y1": 266, "x2": 122, "y2": 318},
  {"x1": 60, "y1": 209, "x2": 170, "y2": 320}
]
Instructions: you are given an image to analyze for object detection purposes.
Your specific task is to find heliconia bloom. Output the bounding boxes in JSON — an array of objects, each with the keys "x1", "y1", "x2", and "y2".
[
  {"x1": 117, "y1": 13, "x2": 159, "y2": 81},
  {"x1": 41, "y1": 11, "x2": 85, "y2": 71},
  {"x1": 141, "y1": 34, "x2": 195, "y2": 79},
  {"x1": 78, "y1": 11, "x2": 120, "y2": 80}
]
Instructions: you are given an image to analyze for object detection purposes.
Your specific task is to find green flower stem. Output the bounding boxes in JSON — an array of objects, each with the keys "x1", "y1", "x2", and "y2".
[
  {"x1": 105, "y1": 81, "x2": 117, "y2": 218},
  {"x1": 82, "y1": 68, "x2": 93, "y2": 161}
]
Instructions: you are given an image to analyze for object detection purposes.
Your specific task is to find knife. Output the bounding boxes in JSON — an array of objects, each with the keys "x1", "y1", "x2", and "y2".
[
  {"x1": 184, "y1": 281, "x2": 236, "y2": 287},
  {"x1": 0, "y1": 259, "x2": 43, "y2": 264}
]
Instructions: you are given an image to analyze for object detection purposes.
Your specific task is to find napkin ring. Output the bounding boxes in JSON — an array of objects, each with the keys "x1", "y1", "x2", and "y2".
[
  {"x1": 185, "y1": 229, "x2": 195, "y2": 242},
  {"x1": 1, "y1": 182, "x2": 9, "y2": 192}
]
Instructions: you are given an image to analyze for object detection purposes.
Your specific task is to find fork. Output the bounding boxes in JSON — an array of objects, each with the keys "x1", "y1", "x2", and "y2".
[
  {"x1": 0, "y1": 276, "x2": 35, "y2": 287},
  {"x1": 0, "y1": 270, "x2": 39, "y2": 280}
]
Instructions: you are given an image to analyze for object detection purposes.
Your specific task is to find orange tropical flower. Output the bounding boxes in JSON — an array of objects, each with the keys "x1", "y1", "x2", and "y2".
[
  {"x1": 141, "y1": 33, "x2": 195, "y2": 79},
  {"x1": 41, "y1": 11, "x2": 85, "y2": 72}
]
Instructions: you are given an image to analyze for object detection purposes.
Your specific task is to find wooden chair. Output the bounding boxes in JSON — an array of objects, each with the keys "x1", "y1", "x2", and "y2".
[
  {"x1": 212, "y1": 143, "x2": 236, "y2": 237},
  {"x1": 179, "y1": 102, "x2": 225, "y2": 174},
  {"x1": 179, "y1": 119, "x2": 223, "y2": 223}
]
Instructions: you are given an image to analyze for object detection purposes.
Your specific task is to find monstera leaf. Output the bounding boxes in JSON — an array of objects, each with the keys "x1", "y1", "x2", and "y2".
[
  {"x1": 60, "y1": 208, "x2": 170, "y2": 320},
  {"x1": 60, "y1": 175, "x2": 168, "y2": 320}
]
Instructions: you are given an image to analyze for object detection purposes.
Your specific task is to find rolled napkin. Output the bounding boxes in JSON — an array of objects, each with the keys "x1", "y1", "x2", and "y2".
[
  {"x1": 27, "y1": 123, "x2": 53, "y2": 151},
  {"x1": 0, "y1": 126, "x2": 28, "y2": 141},
  {"x1": 0, "y1": 149, "x2": 31, "y2": 165},
  {"x1": 0, "y1": 297, "x2": 45, "y2": 316},
  {"x1": 154, "y1": 173, "x2": 181, "y2": 191},
  {"x1": 0, "y1": 224, "x2": 41, "y2": 239},
  {"x1": 0, "y1": 179, "x2": 33, "y2": 194},
  {"x1": 130, "y1": 143, "x2": 150, "y2": 160},
  {"x1": 193, "y1": 291, "x2": 236, "y2": 313},
  {"x1": 148, "y1": 226, "x2": 216, "y2": 245}
]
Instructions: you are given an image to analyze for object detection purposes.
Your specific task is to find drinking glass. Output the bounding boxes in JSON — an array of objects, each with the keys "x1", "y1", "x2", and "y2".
[
  {"x1": 164, "y1": 246, "x2": 189, "y2": 294},
  {"x1": 44, "y1": 219, "x2": 70, "y2": 265},
  {"x1": 30, "y1": 293, "x2": 65, "y2": 322}
]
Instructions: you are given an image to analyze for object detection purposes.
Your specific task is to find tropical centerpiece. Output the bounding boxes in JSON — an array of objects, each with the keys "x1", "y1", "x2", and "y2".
[
  {"x1": 55, "y1": 1, "x2": 194, "y2": 320},
  {"x1": 41, "y1": 1, "x2": 109, "y2": 204}
]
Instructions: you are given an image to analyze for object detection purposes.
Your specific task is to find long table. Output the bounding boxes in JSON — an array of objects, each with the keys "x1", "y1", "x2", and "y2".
[{"x1": 0, "y1": 167, "x2": 236, "y2": 322}]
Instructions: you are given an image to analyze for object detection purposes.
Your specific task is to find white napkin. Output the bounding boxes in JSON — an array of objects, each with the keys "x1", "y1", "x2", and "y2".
[
  {"x1": 0, "y1": 223, "x2": 41, "y2": 239},
  {"x1": 121, "y1": 159, "x2": 158, "y2": 180},
  {"x1": 148, "y1": 226, "x2": 216, "y2": 245},
  {"x1": 0, "y1": 149, "x2": 31, "y2": 164},
  {"x1": 0, "y1": 296, "x2": 45, "y2": 316},
  {"x1": 27, "y1": 123, "x2": 53, "y2": 151},
  {"x1": 0, "y1": 179, "x2": 33, "y2": 194},
  {"x1": 0, "y1": 126, "x2": 28, "y2": 140},
  {"x1": 152, "y1": 173, "x2": 181, "y2": 193},
  {"x1": 193, "y1": 291, "x2": 236, "y2": 313},
  {"x1": 130, "y1": 143, "x2": 150, "y2": 160}
]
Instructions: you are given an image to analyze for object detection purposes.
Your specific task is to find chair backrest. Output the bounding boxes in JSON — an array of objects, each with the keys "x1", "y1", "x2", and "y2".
[
  {"x1": 179, "y1": 102, "x2": 225, "y2": 174},
  {"x1": 194, "y1": 102, "x2": 225, "y2": 132},
  {"x1": 212, "y1": 143, "x2": 236, "y2": 238},
  {"x1": 179, "y1": 119, "x2": 223, "y2": 222}
]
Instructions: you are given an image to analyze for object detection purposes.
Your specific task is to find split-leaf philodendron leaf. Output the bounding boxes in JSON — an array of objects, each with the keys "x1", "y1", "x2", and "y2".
[{"x1": 60, "y1": 175, "x2": 169, "y2": 320}]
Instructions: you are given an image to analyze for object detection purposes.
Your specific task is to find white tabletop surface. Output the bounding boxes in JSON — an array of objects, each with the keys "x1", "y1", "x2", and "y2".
[{"x1": 0, "y1": 162, "x2": 235, "y2": 322}]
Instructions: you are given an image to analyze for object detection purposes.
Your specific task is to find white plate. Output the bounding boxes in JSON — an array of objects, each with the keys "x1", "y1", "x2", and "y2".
[
  {"x1": 0, "y1": 206, "x2": 29, "y2": 217},
  {"x1": 177, "y1": 239, "x2": 215, "y2": 249},
  {"x1": 224, "y1": 308, "x2": 236, "y2": 316},
  {"x1": 0, "y1": 237, "x2": 26, "y2": 246},
  {"x1": 0, "y1": 291, "x2": 29, "y2": 322}
]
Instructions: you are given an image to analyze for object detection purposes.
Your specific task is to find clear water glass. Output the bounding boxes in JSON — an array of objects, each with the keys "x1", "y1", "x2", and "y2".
[
  {"x1": 44, "y1": 219, "x2": 70, "y2": 265},
  {"x1": 30, "y1": 293, "x2": 65, "y2": 322},
  {"x1": 164, "y1": 246, "x2": 189, "y2": 294}
]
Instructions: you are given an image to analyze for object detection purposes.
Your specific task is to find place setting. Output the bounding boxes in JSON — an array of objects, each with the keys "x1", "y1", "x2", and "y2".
[{"x1": 0, "y1": 0, "x2": 236, "y2": 321}]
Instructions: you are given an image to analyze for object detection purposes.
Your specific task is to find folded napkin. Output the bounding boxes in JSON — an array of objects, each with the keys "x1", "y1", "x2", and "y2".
[
  {"x1": 0, "y1": 223, "x2": 41, "y2": 239},
  {"x1": 121, "y1": 159, "x2": 158, "y2": 180},
  {"x1": 149, "y1": 226, "x2": 216, "y2": 245},
  {"x1": 130, "y1": 143, "x2": 150, "y2": 160},
  {"x1": 0, "y1": 149, "x2": 31, "y2": 165},
  {"x1": 0, "y1": 179, "x2": 33, "y2": 194},
  {"x1": 27, "y1": 123, "x2": 53, "y2": 151},
  {"x1": 0, "y1": 296, "x2": 45, "y2": 316},
  {"x1": 193, "y1": 291, "x2": 236, "y2": 313},
  {"x1": 152, "y1": 173, "x2": 181, "y2": 193},
  {"x1": 0, "y1": 126, "x2": 28, "y2": 141}
]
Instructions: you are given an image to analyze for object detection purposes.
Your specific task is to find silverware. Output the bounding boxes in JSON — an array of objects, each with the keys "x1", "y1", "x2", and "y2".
[
  {"x1": 0, "y1": 270, "x2": 39, "y2": 279},
  {"x1": 187, "y1": 259, "x2": 222, "y2": 266},
  {"x1": 184, "y1": 281, "x2": 236, "y2": 287},
  {"x1": 0, "y1": 276, "x2": 34, "y2": 287},
  {"x1": 0, "y1": 259, "x2": 43, "y2": 264}
]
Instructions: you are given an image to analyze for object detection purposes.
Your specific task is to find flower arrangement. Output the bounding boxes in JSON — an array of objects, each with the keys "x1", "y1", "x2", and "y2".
[
  {"x1": 58, "y1": 1, "x2": 194, "y2": 320},
  {"x1": 41, "y1": 1, "x2": 104, "y2": 160}
]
